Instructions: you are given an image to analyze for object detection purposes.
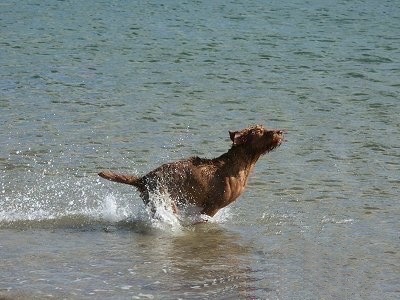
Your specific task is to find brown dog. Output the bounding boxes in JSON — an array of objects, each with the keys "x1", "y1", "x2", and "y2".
[{"x1": 99, "y1": 125, "x2": 284, "y2": 218}]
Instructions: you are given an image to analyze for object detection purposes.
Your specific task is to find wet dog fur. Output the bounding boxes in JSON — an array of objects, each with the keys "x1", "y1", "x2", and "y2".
[{"x1": 99, "y1": 125, "x2": 284, "y2": 218}]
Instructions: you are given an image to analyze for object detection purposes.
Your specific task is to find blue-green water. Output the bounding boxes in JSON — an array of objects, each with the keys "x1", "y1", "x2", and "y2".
[{"x1": 1, "y1": 0, "x2": 399, "y2": 299}]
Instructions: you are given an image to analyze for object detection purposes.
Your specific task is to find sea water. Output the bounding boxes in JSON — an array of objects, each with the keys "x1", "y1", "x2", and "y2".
[{"x1": 1, "y1": 0, "x2": 399, "y2": 299}]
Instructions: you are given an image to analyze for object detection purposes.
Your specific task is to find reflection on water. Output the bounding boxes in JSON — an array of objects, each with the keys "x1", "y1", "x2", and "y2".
[
  {"x1": 142, "y1": 225, "x2": 253, "y2": 298},
  {"x1": 0, "y1": 220, "x2": 262, "y2": 299}
]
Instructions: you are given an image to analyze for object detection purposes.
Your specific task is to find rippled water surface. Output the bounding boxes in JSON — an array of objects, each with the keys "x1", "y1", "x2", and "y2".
[{"x1": 1, "y1": 0, "x2": 399, "y2": 299}]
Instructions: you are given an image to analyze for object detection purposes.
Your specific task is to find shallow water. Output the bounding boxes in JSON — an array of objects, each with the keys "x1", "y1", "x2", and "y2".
[{"x1": 1, "y1": 0, "x2": 399, "y2": 299}]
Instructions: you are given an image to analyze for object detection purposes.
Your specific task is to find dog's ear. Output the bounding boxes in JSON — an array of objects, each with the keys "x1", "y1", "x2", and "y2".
[{"x1": 229, "y1": 130, "x2": 247, "y2": 146}]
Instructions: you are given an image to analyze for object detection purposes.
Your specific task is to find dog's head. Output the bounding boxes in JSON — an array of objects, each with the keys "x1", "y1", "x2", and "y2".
[{"x1": 229, "y1": 125, "x2": 284, "y2": 155}]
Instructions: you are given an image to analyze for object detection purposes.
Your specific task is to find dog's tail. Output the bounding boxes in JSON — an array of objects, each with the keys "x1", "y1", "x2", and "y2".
[{"x1": 98, "y1": 170, "x2": 141, "y2": 187}]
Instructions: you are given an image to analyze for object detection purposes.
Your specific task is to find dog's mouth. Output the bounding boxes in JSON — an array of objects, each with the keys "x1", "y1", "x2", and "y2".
[
  {"x1": 275, "y1": 130, "x2": 286, "y2": 145},
  {"x1": 264, "y1": 129, "x2": 285, "y2": 153}
]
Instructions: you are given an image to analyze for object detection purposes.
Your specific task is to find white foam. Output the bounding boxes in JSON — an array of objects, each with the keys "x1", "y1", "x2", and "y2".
[
  {"x1": 135, "y1": 189, "x2": 234, "y2": 230},
  {"x1": 321, "y1": 216, "x2": 354, "y2": 225},
  {"x1": 100, "y1": 194, "x2": 125, "y2": 222},
  {"x1": 145, "y1": 191, "x2": 183, "y2": 231}
]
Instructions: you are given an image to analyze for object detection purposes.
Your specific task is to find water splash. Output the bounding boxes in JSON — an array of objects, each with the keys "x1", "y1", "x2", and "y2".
[
  {"x1": 142, "y1": 190, "x2": 231, "y2": 231},
  {"x1": 146, "y1": 191, "x2": 182, "y2": 231},
  {"x1": 0, "y1": 172, "x2": 230, "y2": 230},
  {"x1": 0, "y1": 172, "x2": 134, "y2": 227},
  {"x1": 100, "y1": 194, "x2": 130, "y2": 222}
]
